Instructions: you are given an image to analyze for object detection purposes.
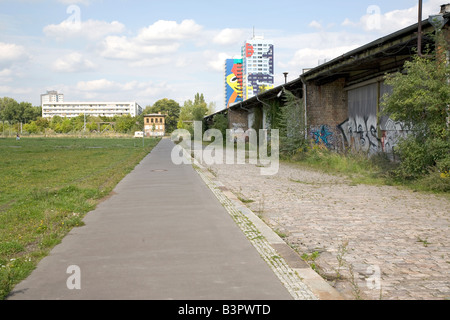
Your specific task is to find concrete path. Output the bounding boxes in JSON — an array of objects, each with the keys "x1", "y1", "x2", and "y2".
[{"x1": 7, "y1": 138, "x2": 297, "y2": 300}]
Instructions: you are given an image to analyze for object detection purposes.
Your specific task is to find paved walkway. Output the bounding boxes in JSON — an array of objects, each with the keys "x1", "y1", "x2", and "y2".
[{"x1": 8, "y1": 139, "x2": 320, "y2": 300}]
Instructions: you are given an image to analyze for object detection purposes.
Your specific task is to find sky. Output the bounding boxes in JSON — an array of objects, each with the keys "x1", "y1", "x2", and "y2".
[{"x1": 0, "y1": 0, "x2": 446, "y2": 110}]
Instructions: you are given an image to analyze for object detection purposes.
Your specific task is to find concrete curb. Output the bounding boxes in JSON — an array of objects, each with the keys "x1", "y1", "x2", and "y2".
[{"x1": 191, "y1": 159, "x2": 345, "y2": 300}]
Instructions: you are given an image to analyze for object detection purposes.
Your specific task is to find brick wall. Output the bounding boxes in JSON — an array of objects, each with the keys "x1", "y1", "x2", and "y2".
[
  {"x1": 305, "y1": 78, "x2": 348, "y2": 150},
  {"x1": 228, "y1": 108, "x2": 248, "y2": 131}
]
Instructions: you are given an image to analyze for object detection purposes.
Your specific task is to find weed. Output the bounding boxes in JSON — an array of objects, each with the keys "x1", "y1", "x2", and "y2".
[
  {"x1": 417, "y1": 237, "x2": 431, "y2": 247},
  {"x1": 301, "y1": 251, "x2": 320, "y2": 272}
]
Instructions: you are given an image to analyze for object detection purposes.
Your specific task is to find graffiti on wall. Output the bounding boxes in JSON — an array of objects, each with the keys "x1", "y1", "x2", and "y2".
[
  {"x1": 338, "y1": 115, "x2": 379, "y2": 154},
  {"x1": 310, "y1": 125, "x2": 334, "y2": 148},
  {"x1": 337, "y1": 116, "x2": 409, "y2": 155},
  {"x1": 380, "y1": 118, "x2": 408, "y2": 155}
]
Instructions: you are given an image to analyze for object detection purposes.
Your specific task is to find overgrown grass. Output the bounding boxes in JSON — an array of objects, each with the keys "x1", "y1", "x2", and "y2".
[
  {"x1": 0, "y1": 136, "x2": 160, "y2": 299},
  {"x1": 285, "y1": 144, "x2": 450, "y2": 194}
]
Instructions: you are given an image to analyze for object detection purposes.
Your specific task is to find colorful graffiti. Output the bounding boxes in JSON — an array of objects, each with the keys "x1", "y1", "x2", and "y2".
[
  {"x1": 310, "y1": 125, "x2": 334, "y2": 147},
  {"x1": 337, "y1": 116, "x2": 409, "y2": 156},
  {"x1": 225, "y1": 59, "x2": 243, "y2": 108}
]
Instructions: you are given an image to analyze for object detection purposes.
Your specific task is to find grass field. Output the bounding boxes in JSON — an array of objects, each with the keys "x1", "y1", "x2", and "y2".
[{"x1": 0, "y1": 136, "x2": 160, "y2": 299}]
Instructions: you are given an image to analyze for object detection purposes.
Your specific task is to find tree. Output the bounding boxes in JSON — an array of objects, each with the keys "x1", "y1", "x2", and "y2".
[
  {"x1": 114, "y1": 115, "x2": 135, "y2": 133},
  {"x1": 278, "y1": 90, "x2": 307, "y2": 156},
  {"x1": 1, "y1": 98, "x2": 41, "y2": 125},
  {"x1": 145, "y1": 98, "x2": 181, "y2": 133},
  {"x1": 178, "y1": 93, "x2": 210, "y2": 134},
  {"x1": 381, "y1": 44, "x2": 450, "y2": 179},
  {"x1": 211, "y1": 114, "x2": 228, "y2": 137}
]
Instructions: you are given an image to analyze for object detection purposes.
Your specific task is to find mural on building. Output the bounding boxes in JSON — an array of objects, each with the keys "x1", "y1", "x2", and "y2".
[
  {"x1": 242, "y1": 40, "x2": 274, "y2": 99},
  {"x1": 225, "y1": 59, "x2": 243, "y2": 108}
]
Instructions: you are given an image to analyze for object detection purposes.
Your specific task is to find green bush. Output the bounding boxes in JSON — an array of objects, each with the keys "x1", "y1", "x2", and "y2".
[{"x1": 394, "y1": 136, "x2": 450, "y2": 180}]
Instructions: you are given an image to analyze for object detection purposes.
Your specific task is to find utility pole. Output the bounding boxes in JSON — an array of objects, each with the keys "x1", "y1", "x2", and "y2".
[{"x1": 418, "y1": 0, "x2": 423, "y2": 56}]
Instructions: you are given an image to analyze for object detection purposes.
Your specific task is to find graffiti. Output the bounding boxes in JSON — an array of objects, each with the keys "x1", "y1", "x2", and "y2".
[
  {"x1": 338, "y1": 116, "x2": 409, "y2": 156},
  {"x1": 380, "y1": 118, "x2": 408, "y2": 155},
  {"x1": 225, "y1": 59, "x2": 243, "y2": 108},
  {"x1": 310, "y1": 125, "x2": 334, "y2": 147},
  {"x1": 337, "y1": 116, "x2": 379, "y2": 154}
]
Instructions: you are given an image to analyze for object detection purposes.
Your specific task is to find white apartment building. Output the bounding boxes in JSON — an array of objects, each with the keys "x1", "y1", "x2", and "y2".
[
  {"x1": 41, "y1": 90, "x2": 64, "y2": 106},
  {"x1": 241, "y1": 36, "x2": 274, "y2": 100},
  {"x1": 42, "y1": 101, "x2": 143, "y2": 118}
]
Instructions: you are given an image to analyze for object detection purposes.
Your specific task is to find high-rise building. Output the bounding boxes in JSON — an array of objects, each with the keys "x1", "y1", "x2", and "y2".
[
  {"x1": 241, "y1": 36, "x2": 274, "y2": 100},
  {"x1": 41, "y1": 90, "x2": 64, "y2": 106},
  {"x1": 224, "y1": 58, "x2": 243, "y2": 108}
]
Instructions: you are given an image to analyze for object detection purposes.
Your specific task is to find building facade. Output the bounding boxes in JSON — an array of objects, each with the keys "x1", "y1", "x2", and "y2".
[
  {"x1": 241, "y1": 36, "x2": 274, "y2": 100},
  {"x1": 224, "y1": 58, "x2": 243, "y2": 108},
  {"x1": 144, "y1": 113, "x2": 166, "y2": 137},
  {"x1": 42, "y1": 101, "x2": 142, "y2": 118},
  {"x1": 41, "y1": 90, "x2": 64, "y2": 106}
]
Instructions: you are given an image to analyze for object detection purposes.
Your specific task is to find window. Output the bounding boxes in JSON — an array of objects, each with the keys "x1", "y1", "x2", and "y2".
[
  {"x1": 146, "y1": 118, "x2": 149, "y2": 124},
  {"x1": 151, "y1": 118, "x2": 154, "y2": 123},
  {"x1": 159, "y1": 118, "x2": 162, "y2": 123}
]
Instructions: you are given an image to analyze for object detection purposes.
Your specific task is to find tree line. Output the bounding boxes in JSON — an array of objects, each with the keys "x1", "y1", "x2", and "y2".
[{"x1": 0, "y1": 93, "x2": 216, "y2": 135}]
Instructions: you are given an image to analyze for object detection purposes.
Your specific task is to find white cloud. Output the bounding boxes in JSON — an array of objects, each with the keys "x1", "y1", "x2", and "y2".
[
  {"x1": 70, "y1": 78, "x2": 174, "y2": 103},
  {"x1": 0, "y1": 68, "x2": 12, "y2": 82},
  {"x1": 0, "y1": 42, "x2": 29, "y2": 68},
  {"x1": 341, "y1": 0, "x2": 444, "y2": 34},
  {"x1": 98, "y1": 19, "x2": 203, "y2": 67},
  {"x1": 136, "y1": 19, "x2": 202, "y2": 42},
  {"x1": 283, "y1": 45, "x2": 360, "y2": 70},
  {"x1": 129, "y1": 57, "x2": 172, "y2": 68},
  {"x1": 213, "y1": 28, "x2": 246, "y2": 45},
  {"x1": 100, "y1": 35, "x2": 180, "y2": 60},
  {"x1": 308, "y1": 20, "x2": 322, "y2": 29},
  {"x1": 76, "y1": 79, "x2": 120, "y2": 92},
  {"x1": 0, "y1": 85, "x2": 33, "y2": 95},
  {"x1": 53, "y1": 52, "x2": 96, "y2": 73},
  {"x1": 205, "y1": 51, "x2": 230, "y2": 72},
  {"x1": 43, "y1": 19, "x2": 125, "y2": 41}
]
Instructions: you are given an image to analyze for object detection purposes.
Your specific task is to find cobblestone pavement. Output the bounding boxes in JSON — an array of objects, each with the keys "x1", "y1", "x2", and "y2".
[{"x1": 206, "y1": 160, "x2": 450, "y2": 300}]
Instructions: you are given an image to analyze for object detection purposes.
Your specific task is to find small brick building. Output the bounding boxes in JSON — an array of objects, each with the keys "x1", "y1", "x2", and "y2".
[{"x1": 144, "y1": 113, "x2": 166, "y2": 137}]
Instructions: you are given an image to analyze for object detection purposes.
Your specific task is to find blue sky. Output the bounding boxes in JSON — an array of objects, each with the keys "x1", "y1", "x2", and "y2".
[{"x1": 0, "y1": 0, "x2": 444, "y2": 110}]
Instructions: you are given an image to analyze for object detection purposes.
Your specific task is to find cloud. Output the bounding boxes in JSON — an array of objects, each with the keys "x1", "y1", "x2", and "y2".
[
  {"x1": 0, "y1": 85, "x2": 33, "y2": 95},
  {"x1": 43, "y1": 19, "x2": 125, "y2": 41},
  {"x1": 205, "y1": 51, "x2": 230, "y2": 72},
  {"x1": 213, "y1": 28, "x2": 246, "y2": 45},
  {"x1": 129, "y1": 57, "x2": 172, "y2": 68},
  {"x1": 136, "y1": 19, "x2": 202, "y2": 42},
  {"x1": 71, "y1": 78, "x2": 174, "y2": 103},
  {"x1": 99, "y1": 19, "x2": 202, "y2": 66},
  {"x1": 341, "y1": 0, "x2": 444, "y2": 34},
  {"x1": 0, "y1": 68, "x2": 12, "y2": 82},
  {"x1": 76, "y1": 78, "x2": 120, "y2": 92},
  {"x1": 100, "y1": 35, "x2": 180, "y2": 60},
  {"x1": 308, "y1": 20, "x2": 322, "y2": 29},
  {"x1": 283, "y1": 45, "x2": 360, "y2": 70},
  {"x1": 52, "y1": 52, "x2": 96, "y2": 72},
  {"x1": 0, "y1": 42, "x2": 29, "y2": 68}
]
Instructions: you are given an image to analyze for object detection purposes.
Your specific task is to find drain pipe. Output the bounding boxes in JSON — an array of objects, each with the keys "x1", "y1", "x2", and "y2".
[{"x1": 300, "y1": 75, "x2": 308, "y2": 140}]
